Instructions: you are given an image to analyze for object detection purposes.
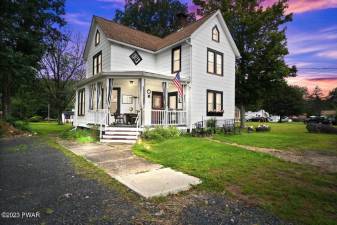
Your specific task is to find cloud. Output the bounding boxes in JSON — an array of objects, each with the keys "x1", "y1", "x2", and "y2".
[
  {"x1": 317, "y1": 50, "x2": 337, "y2": 59},
  {"x1": 64, "y1": 13, "x2": 90, "y2": 26},
  {"x1": 287, "y1": 75, "x2": 337, "y2": 96},
  {"x1": 264, "y1": 0, "x2": 337, "y2": 14}
]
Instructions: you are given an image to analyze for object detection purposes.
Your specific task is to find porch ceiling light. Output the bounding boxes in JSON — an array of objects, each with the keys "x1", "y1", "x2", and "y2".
[{"x1": 129, "y1": 80, "x2": 134, "y2": 85}]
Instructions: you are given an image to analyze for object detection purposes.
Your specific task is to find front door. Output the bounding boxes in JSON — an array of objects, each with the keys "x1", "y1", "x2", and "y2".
[{"x1": 110, "y1": 87, "x2": 121, "y2": 114}]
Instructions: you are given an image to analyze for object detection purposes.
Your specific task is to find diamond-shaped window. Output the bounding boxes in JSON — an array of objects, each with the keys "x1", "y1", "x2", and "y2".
[{"x1": 129, "y1": 51, "x2": 142, "y2": 65}]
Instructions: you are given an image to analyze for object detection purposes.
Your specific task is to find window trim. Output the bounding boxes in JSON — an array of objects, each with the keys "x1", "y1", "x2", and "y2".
[
  {"x1": 212, "y1": 25, "x2": 220, "y2": 42},
  {"x1": 95, "y1": 30, "x2": 100, "y2": 46},
  {"x1": 78, "y1": 88, "x2": 85, "y2": 116},
  {"x1": 171, "y1": 46, "x2": 181, "y2": 74},
  {"x1": 92, "y1": 51, "x2": 102, "y2": 76},
  {"x1": 206, "y1": 89, "x2": 223, "y2": 117},
  {"x1": 207, "y1": 48, "x2": 223, "y2": 76}
]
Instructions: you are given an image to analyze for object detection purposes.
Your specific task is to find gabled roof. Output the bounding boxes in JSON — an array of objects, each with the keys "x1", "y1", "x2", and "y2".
[
  {"x1": 93, "y1": 11, "x2": 216, "y2": 52},
  {"x1": 85, "y1": 10, "x2": 240, "y2": 57}
]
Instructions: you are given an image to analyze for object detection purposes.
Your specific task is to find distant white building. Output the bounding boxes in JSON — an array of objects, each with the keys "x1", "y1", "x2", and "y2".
[{"x1": 245, "y1": 110, "x2": 269, "y2": 120}]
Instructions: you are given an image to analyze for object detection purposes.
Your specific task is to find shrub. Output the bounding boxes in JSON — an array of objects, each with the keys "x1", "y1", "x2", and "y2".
[
  {"x1": 29, "y1": 115, "x2": 43, "y2": 122},
  {"x1": 61, "y1": 128, "x2": 99, "y2": 143},
  {"x1": 255, "y1": 124, "x2": 271, "y2": 132},
  {"x1": 142, "y1": 126, "x2": 180, "y2": 141},
  {"x1": 306, "y1": 123, "x2": 337, "y2": 134},
  {"x1": 13, "y1": 121, "x2": 32, "y2": 132},
  {"x1": 206, "y1": 118, "x2": 217, "y2": 128}
]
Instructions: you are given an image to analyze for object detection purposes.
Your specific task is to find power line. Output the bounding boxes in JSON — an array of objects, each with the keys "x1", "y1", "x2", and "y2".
[{"x1": 298, "y1": 68, "x2": 337, "y2": 70}]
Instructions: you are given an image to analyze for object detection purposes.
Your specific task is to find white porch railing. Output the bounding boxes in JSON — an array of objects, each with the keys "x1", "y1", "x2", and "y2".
[{"x1": 151, "y1": 110, "x2": 186, "y2": 126}]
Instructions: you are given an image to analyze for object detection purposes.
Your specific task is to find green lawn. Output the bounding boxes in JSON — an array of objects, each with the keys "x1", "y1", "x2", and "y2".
[
  {"x1": 28, "y1": 121, "x2": 72, "y2": 135},
  {"x1": 214, "y1": 122, "x2": 337, "y2": 154},
  {"x1": 134, "y1": 137, "x2": 337, "y2": 225}
]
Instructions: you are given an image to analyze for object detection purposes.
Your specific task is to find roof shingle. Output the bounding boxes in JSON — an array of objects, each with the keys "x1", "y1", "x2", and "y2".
[{"x1": 94, "y1": 11, "x2": 216, "y2": 52}]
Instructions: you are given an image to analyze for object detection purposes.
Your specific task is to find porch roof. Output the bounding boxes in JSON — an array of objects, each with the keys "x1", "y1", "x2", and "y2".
[{"x1": 76, "y1": 71, "x2": 190, "y2": 87}]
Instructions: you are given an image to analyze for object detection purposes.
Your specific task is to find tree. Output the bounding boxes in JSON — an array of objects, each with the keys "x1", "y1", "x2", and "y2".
[
  {"x1": 193, "y1": 0, "x2": 296, "y2": 127},
  {"x1": 263, "y1": 84, "x2": 306, "y2": 121},
  {"x1": 0, "y1": 0, "x2": 65, "y2": 120},
  {"x1": 38, "y1": 32, "x2": 85, "y2": 124},
  {"x1": 114, "y1": 0, "x2": 195, "y2": 37},
  {"x1": 327, "y1": 87, "x2": 337, "y2": 108},
  {"x1": 306, "y1": 86, "x2": 324, "y2": 116}
]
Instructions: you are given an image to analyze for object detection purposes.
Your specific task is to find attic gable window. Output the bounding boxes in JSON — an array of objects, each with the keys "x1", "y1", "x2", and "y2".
[
  {"x1": 95, "y1": 30, "x2": 100, "y2": 46},
  {"x1": 212, "y1": 26, "x2": 219, "y2": 42},
  {"x1": 171, "y1": 46, "x2": 181, "y2": 73}
]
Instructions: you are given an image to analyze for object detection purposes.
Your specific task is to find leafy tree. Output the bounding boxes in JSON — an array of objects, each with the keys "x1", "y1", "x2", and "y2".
[
  {"x1": 306, "y1": 86, "x2": 324, "y2": 116},
  {"x1": 38, "y1": 32, "x2": 85, "y2": 124},
  {"x1": 327, "y1": 87, "x2": 337, "y2": 108},
  {"x1": 114, "y1": 0, "x2": 195, "y2": 37},
  {"x1": 193, "y1": 0, "x2": 296, "y2": 127},
  {"x1": 263, "y1": 84, "x2": 306, "y2": 121},
  {"x1": 0, "y1": 0, "x2": 65, "y2": 120}
]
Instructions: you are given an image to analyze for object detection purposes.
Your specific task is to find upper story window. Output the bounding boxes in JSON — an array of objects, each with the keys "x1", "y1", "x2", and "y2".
[
  {"x1": 78, "y1": 88, "x2": 85, "y2": 116},
  {"x1": 171, "y1": 46, "x2": 181, "y2": 73},
  {"x1": 95, "y1": 30, "x2": 100, "y2": 46},
  {"x1": 93, "y1": 51, "x2": 102, "y2": 75},
  {"x1": 207, "y1": 89, "x2": 223, "y2": 116},
  {"x1": 207, "y1": 48, "x2": 223, "y2": 76},
  {"x1": 212, "y1": 26, "x2": 219, "y2": 42}
]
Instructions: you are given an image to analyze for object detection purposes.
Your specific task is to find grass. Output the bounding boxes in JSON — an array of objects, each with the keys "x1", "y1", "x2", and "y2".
[
  {"x1": 60, "y1": 128, "x2": 99, "y2": 143},
  {"x1": 214, "y1": 122, "x2": 337, "y2": 154},
  {"x1": 28, "y1": 121, "x2": 72, "y2": 135},
  {"x1": 134, "y1": 137, "x2": 337, "y2": 225}
]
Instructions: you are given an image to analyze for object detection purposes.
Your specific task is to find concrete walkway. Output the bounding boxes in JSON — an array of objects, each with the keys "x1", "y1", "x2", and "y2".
[{"x1": 58, "y1": 140, "x2": 201, "y2": 198}]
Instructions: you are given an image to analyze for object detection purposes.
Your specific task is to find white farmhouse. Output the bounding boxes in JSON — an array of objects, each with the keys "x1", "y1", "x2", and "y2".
[{"x1": 74, "y1": 10, "x2": 240, "y2": 143}]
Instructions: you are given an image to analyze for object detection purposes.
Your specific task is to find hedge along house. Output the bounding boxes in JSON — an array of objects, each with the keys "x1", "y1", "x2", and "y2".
[{"x1": 74, "y1": 10, "x2": 240, "y2": 143}]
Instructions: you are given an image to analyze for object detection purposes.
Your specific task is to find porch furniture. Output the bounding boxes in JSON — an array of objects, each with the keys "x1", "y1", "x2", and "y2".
[
  {"x1": 114, "y1": 112, "x2": 125, "y2": 124},
  {"x1": 124, "y1": 113, "x2": 137, "y2": 125}
]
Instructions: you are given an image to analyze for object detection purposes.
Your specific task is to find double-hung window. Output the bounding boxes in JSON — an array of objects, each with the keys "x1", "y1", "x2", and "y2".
[
  {"x1": 93, "y1": 51, "x2": 102, "y2": 75},
  {"x1": 78, "y1": 88, "x2": 85, "y2": 116},
  {"x1": 207, "y1": 48, "x2": 223, "y2": 76},
  {"x1": 207, "y1": 90, "x2": 223, "y2": 116},
  {"x1": 171, "y1": 46, "x2": 181, "y2": 73}
]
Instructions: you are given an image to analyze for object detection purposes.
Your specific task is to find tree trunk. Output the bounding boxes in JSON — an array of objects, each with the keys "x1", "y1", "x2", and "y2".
[
  {"x1": 1, "y1": 75, "x2": 11, "y2": 120},
  {"x1": 240, "y1": 104, "x2": 245, "y2": 128},
  {"x1": 57, "y1": 109, "x2": 63, "y2": 125}
]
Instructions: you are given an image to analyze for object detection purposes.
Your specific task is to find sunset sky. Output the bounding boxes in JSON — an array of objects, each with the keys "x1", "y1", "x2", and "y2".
[{"x1": 65, "y1": 0, "x2": 337, "y2": 96}]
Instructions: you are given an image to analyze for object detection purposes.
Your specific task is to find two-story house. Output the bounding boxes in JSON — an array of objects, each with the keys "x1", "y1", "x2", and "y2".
[{"x1": 74, "y1": 10, "x2": 240, "y2": 143}]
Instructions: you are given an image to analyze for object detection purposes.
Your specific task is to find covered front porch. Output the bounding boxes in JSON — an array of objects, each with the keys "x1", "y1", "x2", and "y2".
[{"x1": 77, "y1": 72, "x2": 189, "y2": 128}]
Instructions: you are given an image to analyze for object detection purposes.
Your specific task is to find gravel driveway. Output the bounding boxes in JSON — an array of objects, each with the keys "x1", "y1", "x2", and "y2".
[{"x1": 0, "y1": 136, "x2": 293, "y2": 225}]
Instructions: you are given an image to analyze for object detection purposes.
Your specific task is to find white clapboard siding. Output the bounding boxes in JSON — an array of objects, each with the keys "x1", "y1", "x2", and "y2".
[
  {"x1": 190, "y1": 14, "x2": 236, "y2": 125},
  {"x1": 85, "y1": 25, "x2": 111, "y2": 78}
]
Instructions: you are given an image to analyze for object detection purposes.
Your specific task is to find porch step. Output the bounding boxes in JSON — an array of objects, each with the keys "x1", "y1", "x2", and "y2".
[
  {"x1": 101, "y1": 126, "x2": 140, "y2": 144},
  {"x1": 100, "y1": 139, "x2": 137, "y2": 144},
  {"x1": 102, "y1": 135, "x2": 138, "y2": 140},
  {"x1": 105, "y1": 131, "x2": 139, "y2": 135},
  {"x1": 105, "y1": 127, "x2": 140, "y2": 131}
]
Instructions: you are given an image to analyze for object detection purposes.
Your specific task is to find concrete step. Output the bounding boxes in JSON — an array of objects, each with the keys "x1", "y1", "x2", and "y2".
[
  {"x1": 100, "y1": 139, "x2": 137, "y2": 144},
  {"x1": 102, "y1": 135, "x2": 137, "y2": 140}
]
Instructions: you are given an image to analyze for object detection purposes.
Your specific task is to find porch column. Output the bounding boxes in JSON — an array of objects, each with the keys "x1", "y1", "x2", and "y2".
[
  {"x1": 162, "y1": 81, "x2": 168, "y2": 125},
  {"x1": 139, "y1": 78, "x2": 145, "y2": 126}
]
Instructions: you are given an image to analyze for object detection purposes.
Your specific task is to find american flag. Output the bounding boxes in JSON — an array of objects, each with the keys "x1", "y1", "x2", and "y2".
[{"x1": 172, "y1": 72, "x2": 183, "y2": 96}]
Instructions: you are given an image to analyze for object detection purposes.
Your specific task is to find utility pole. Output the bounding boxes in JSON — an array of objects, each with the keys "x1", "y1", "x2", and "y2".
[{"x1": 47, "y1": 103, "x2": 50, "y2": 121}]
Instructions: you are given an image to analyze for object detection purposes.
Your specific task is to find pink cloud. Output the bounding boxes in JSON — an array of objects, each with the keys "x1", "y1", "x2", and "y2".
[
  {"x1": 263, "y1": 0, "x2": 337, "y2": 14},
  {"x1": 287, "y1": 76, "x2": 337, "y2": 96},
  {"x1": 317, "y1": 50, "x2": 337, "y2": 59}
]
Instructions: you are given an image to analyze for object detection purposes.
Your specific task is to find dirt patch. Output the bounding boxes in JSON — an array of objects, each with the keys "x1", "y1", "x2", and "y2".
[
  {"x1": 0, "y1": 121, "x2": 29, "y2": 138},
  {"x1": 211, "y1": 139, "x2": 337, "y2": 173}
]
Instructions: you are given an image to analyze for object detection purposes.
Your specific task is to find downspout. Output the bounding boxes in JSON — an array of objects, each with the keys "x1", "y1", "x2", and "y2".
[{"x1": 185, "y1": 39, "x2": 193, "y2": 131}]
